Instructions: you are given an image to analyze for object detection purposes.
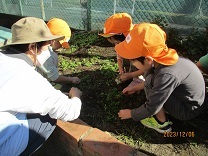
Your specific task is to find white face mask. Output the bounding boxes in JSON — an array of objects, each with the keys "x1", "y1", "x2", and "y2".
[{"x1": 36, "y1": 49, "x2": 51, "y2": 66}]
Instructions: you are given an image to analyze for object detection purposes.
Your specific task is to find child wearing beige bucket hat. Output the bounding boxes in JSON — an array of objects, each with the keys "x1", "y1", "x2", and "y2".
[
  {"x1": 115, "y1": 23, "x2": 206, "y2": 133},
  {"x1": 99, "y1": 12, "x2": 145, "y2": 95},
  {"x1": 36, "y1": 18, "x2": 81, "y2": 85},
  {"x1": 0, "y1": 17, "x2": 82, "y2": 155}
]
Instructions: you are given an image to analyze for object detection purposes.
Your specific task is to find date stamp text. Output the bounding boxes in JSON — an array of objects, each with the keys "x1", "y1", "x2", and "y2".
[{"x1": 164, "y1": 131, "x2": 195, "y2": 137}]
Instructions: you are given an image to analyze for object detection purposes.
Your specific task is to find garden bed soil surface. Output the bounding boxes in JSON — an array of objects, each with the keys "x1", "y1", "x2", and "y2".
[{"x1": 56, "y1": 34, "x2": 208, "y2": 156}]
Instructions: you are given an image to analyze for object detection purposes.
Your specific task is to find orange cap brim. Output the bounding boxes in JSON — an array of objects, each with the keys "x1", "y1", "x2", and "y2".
[
  {"x1": 98, "y1": 33, "x2": 115, "y2": 38},
  {"x1": 59, "y1": 39, "x2": 70, "y2": 49},
  {"x1": 62, "y1": 42, "x2": 70, "y2": 49},
  {"x1": 115, "y1": 41, "x2": 142, "y2": 59}
]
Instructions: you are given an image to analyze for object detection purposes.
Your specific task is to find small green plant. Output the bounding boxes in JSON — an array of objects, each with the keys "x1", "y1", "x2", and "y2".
[
  {"x1": 70, "y1": 31, "x2": 105, "y2": 48},
  {"x1": 100, "y1": 59, "x2": 118, "y2": 77},
  {"x1": 70, "y1": 45, "x2": 79, "y2": 53},
  {"x1": 58, "y1": 56, "x2": 81, "y2": 71},
  {"x1": 57, "y1": 28, "x2": 208, "y2": 155}
]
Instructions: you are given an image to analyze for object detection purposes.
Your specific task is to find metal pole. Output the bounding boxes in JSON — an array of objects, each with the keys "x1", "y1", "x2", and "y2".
[
  {"x1": 87, "y1": 0, "x2": 91, "y2": 31},
  {"x1": 40, "y1": 0, "x2": 46, "y2": 20},
  {"x1": 197, "y1": 0, "x2": 203, "y2": 16},
  {"x1": 132, "y1": 0, "x2": 135, "y2": 15},
  {"x1": 18, "y1": 0, "x2": 23, "y2": 16},
  {"x1": 113, "y1": 0, "x2": 116, "y2": 14}
]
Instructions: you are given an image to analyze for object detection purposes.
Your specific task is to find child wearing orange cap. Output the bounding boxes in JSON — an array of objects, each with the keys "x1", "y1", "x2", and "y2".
[
  {"x1": 115, "y1": 23, "x2": 206, "y2": 133},
  {"x1": 37, "y1": 18, "x2": 80, "y2": 84},
  {"x1": 99, "y1": 13, "x2": 145, "y2": 95}
]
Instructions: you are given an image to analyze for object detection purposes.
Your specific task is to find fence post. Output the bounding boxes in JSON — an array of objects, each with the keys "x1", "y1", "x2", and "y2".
[
  {"x1": 40, "y1": 0, "x2": 46, "y2": 20},
  {"x1": 18, "y1": 0, "x2": 23, "y2": 16},
  {"x1": 86, "y1": 0, "x2": 91, "y2": 31},
  {"x1": 113, "y1": 0, "x2": 116, "y2": 14}
]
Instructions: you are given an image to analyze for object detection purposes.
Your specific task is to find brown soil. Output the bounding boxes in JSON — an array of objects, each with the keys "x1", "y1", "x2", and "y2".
[{"x1": 57, "y1": 38, "x2": 208, "y2": 156}]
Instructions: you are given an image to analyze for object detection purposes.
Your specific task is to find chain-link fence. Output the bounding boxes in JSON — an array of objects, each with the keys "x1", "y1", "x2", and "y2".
[{"x1": 0, "y1": 0, "x2": 208, "y2": 34}]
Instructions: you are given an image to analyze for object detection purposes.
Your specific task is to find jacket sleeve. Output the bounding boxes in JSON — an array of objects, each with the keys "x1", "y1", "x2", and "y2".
[
  {"x1": 131, "y1": 73, "x2": 178, "y2": 121},
  {"x1": 0, "y1": 59, "x2": 81, "y2": 122}
]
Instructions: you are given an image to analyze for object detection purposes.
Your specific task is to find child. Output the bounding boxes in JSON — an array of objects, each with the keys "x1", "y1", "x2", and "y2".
[
  {"x1": 37, "y1": 18, "x2": 80, "y2": 84},
  {"x1": 115, "y1": 23, "x2": 206, "y2": 133},
  {"x1": 99, "y1": 13, "x2": 144, "y2": 95}
]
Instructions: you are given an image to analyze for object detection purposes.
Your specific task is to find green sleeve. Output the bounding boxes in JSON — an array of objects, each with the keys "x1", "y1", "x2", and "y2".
[{"x1": 199, "y1": 54, "x2": 208, "y2": 69}]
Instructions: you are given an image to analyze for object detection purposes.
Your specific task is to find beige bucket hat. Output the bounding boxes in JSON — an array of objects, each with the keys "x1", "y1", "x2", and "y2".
[{"x1": 1, "y1": 17, "x2": 64, "y2": 47}]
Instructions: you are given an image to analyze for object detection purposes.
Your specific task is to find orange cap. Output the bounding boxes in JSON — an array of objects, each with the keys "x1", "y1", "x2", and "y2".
[
  {"x1": 115, "y1": 23, "x2": 179, "y2": 65},
  {"x1": 99, "y1": 13, "x2": 134, "y2": 37},
  {"x1": 47, "y1": 18, "x2": 71, "y2": 49}
]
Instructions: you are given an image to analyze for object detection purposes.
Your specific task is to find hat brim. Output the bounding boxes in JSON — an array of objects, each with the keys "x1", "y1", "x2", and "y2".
[
  {"x1": 59, "y1": 38, "x2": 70, "y2": 49},
  {"x1": 98, "y1": 33, "x2": 115, "y2": 38},
  {"x1": 0, "y1": 35, "x2": 64, "y2": 48},
  {"x1": 60, "y1": 41, "x2": 70, "y2": 49},
  {"x1": 115, "y1": 42, "x2": 141, "y2": 59}
]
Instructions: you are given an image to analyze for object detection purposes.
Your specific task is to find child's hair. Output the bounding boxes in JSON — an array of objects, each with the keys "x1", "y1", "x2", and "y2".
[
  {"x1": 131, "y1": 57, "x2": 145, "y2": 65},
  {"x1": 109, "y1": 34, "x2": 126, "y2": 42},
  {"x1": 9, "y1": 44, "x2": 29, "y2": 53}
]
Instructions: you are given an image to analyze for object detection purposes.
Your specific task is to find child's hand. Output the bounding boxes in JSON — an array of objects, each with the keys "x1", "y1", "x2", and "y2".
[
  {"x1": 122, "y1": 86, "x2": 135, "y2": 95},
  {"x1": 119, "y1": 70, "x2": 124, "y2": 75},
  {"x1": 120, "y1": 73, "x2": 132, "y2": 81},
  {"x1": 118, "y1": 109, "x2": 132, "y2": 119},
  {"x1": 70, "y1": 77, "x2": 81, "y2": 84}
]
